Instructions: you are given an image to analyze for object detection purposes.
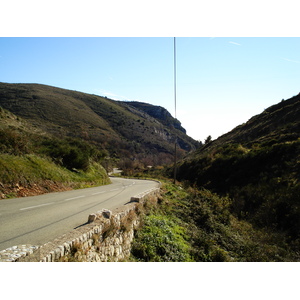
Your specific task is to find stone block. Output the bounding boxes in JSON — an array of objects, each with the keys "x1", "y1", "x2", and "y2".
[
  {"x1": 54, "y1": 247, "x2": 62, "y2": 260},
  {"x1": 101, "y1": 209, "x2": 112, "y2": 219},
  {"x1": 87, "y1": 240, "x2": 93, "y2": 248},
  {"x1": 63, "y1": 242, "x2": 70, "y2": 254},
  {"x1": 49, "y1": 251, "x2": 55, "y2": 262},
  {"x1": 58, "y1": 245, "x2": 65, "y2": 257},
  {"x1": 115, "y1": 246, "x2": 122, "y2": 257},
  {"x1": 88, "y1": 213, "x2": 97, "y2": 223},
  {"x1": 130, "y1": 196, "x2": 140, "y2": 203},
  {"x1": 109, "y1": 245, "x2": 115, "y2": 256},
  {"x1": 93, "y1": 226, "x2": 100, "y2": 234},
  {"x1": 87, "y1": 231, "x2": 93, "y2": 239},
  {"x1": 82, "y1": 233, "x2": 87, "y2": 242}
]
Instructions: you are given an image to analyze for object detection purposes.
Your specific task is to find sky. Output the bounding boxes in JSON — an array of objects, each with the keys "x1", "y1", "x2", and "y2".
[{"x1": 1, "y1": 36, "x2": 299, "y2": 142}]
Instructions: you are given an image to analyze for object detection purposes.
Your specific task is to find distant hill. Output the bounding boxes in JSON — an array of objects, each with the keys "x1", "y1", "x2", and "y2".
[
  {"x1": 0, "y1": 82, "x2": 199, "y2": 167},
  {"x1": 202, "y1": 93, "x2": 300, "y2": 150},
  {"x1": 175, "y1": 93, "x2": 300, "y2": 245}
]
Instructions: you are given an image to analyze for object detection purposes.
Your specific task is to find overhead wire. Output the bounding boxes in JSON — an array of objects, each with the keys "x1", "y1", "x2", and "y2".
[{"x1": 173, "y1": 37, "x2": 177, "y2": 184}]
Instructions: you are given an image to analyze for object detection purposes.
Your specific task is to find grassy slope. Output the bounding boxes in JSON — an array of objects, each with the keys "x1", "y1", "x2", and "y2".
[
  {"x1": 0, "y1": 154, "x2": 110, "y2": 198},
  {"x1": 0, "y1": 107, "x2": 110, "y2": 199}
]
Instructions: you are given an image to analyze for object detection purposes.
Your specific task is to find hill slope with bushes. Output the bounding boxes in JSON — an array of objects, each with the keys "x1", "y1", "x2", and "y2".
[
  {"x1": 0, "y1": 82, "x2": 199, "y2": 169},
  {"x1": 130, "y1": 180, "x2": 299, "y2": 261},
  {"x1": 0, "y1": 107, "x2": 110, "y2": 198},
  {"x1": 174, "y1": 93, "x2": 300, "y2": 250}
]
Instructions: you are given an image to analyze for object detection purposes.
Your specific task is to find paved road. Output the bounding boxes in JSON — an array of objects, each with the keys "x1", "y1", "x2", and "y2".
[{"x1": 0, "y1": 177, "x2": 159, "y2": 251}]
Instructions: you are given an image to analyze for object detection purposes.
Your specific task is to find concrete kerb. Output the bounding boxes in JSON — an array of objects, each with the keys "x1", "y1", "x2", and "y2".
[{"x1": 129, "y1": 187, "x2": 160, "y2": 203}]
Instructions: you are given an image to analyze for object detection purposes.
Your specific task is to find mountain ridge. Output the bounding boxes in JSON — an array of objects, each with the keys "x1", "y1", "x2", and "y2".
[
  {"x1": 201, "y1": 93, "x2": 300, "y2": 151},
  {"x1": 0, "y1": 82, "x2": 199, "y2": 167}
]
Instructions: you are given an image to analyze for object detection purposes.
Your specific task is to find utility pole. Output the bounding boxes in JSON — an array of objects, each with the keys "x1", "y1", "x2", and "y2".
[{"x1": 173, "y1": 37, "x2": 177, "y2": 185}]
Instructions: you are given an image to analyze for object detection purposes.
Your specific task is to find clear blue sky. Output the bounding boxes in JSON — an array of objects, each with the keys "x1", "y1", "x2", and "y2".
[{"x1": 0, "y1": 37, "x2": 299, "y2": 142}]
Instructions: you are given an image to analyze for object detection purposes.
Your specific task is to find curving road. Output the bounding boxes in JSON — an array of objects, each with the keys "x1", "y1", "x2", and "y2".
[{"x1": 0, "y1": 177, "x2": 159, "y2": 251}]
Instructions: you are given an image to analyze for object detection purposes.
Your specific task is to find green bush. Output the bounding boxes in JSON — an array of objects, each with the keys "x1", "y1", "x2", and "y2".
[
  {"x1": 155, "y1": 182, "x2": 298, "y2": 261},
  {"x1": 37, "y1": 136, "x2": 106, "y2": 171},
  {"x1": 0, "y1": 128, "x2": 31, "y2": 155},
  {"x1": 131, "y1": 214, "x2": 191, "y2": 262}
]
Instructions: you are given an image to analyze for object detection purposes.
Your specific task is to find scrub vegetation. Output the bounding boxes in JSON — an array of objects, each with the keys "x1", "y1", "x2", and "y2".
[
  {"x1": 0, "y1": 82, "x2": 198, "y2": 170},
  {"x1": 0, "y1": 107, "x2": 110, "y2": 198},
  {"x1": 131, "y1": 94, "x2": 300, "y2": 261},
  {"x1": 131, "y1": 181, "x2": 299, "y2": 262}
]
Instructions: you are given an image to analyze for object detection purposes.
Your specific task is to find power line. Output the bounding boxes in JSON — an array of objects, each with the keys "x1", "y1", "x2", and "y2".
[
  {"x1": 174, "y1": 37, "x2": 177, "y2": 119},
  {"x1": 173, "y1": 37, "x2": 177, "y2": 184}
]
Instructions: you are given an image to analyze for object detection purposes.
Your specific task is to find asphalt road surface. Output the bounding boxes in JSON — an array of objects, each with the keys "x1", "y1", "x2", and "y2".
[{"x1": 0, "y1": 177, "x2": 159, "y2": 251}]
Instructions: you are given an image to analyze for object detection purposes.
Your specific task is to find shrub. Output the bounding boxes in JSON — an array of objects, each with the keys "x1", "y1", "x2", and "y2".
[
  {"x1": 37, "y1": 136, "x2": 106, "y2": 171},
  {"x1": 131, "y1": 214, "x2": 191, "y2": 262},
  {"x1": 0, "y1": 128, "x2": 31, "y2": 155}
]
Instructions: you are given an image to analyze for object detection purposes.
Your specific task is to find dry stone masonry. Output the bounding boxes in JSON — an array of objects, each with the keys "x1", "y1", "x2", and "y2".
[
  {"x1": 0, "y1": 245, "x2": 38, "y2": 262},
  {"x1": 1, "y1": 185, "x2": 160, "y2": 262}
]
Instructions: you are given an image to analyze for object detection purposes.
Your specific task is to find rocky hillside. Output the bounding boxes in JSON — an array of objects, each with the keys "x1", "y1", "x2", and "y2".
[
  {"x1": 0, "y1": 82, "x2": 199, "y2": 167},
  {"x1": 123, "y1": 101, "x2": 186, "y2": 133}
]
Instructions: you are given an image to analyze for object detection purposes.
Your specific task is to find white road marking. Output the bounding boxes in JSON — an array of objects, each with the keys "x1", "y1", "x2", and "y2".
[
  {"x1": 20, "y1": 202, "x2": 55, "y2": 211},
  {"x1": 92, "y1": 191, "x2": 106, "y2": 195},
  {"x1": 109, "y1": 188, "x2": 119, "y2": 192},
  {"x1": 64, "y1": 195, "x2": 85, "y2": 202}
]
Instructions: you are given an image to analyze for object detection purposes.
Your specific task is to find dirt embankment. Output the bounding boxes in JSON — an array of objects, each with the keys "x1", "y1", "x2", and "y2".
[{"x1": 0, "y1": 181, "x2": 73, "y2": 199}]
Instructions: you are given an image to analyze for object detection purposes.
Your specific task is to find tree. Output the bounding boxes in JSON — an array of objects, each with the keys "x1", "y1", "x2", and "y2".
[{"x1": 205, "y1": 135, "x2": 212, "y2": 144}]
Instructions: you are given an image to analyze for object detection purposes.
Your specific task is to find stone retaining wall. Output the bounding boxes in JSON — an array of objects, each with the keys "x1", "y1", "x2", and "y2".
[{"x1": 10, "y1": 186, "x2": 160, "y2": 262}]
